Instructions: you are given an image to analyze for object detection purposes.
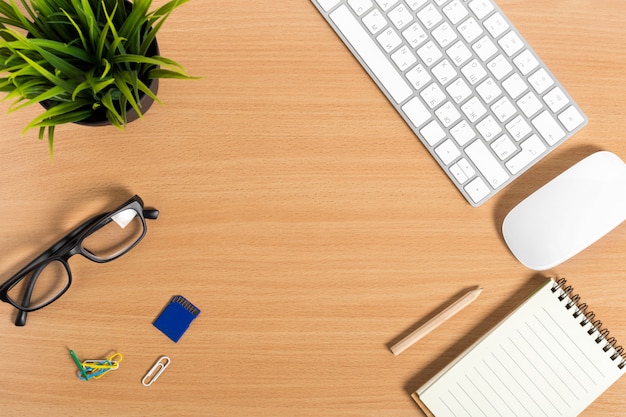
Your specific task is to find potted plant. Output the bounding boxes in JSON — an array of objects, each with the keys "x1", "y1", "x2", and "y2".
[{"x1": 0, "y1": 0, "x2": 193, "y2": 152}]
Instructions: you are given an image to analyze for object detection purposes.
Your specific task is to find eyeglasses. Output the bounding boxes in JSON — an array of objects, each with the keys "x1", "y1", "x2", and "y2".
[{"x1": 0, "y1": 195, "x2": 159, "y2": 326}]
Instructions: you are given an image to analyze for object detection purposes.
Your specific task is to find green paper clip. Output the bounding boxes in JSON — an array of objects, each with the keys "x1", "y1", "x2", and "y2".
[{"x1": 69, "y1": 349, "x2": 89, "y2": 380}]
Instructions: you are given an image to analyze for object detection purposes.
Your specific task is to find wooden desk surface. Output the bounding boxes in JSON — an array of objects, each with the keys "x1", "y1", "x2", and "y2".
[{"x1": 1, "y1": 1, "x2": 625, "y2": 415}]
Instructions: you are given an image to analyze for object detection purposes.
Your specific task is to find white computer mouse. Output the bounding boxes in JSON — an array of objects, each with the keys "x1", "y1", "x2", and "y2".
[{"x1": 502, "y1": 151, "x2": 626, "y2": 270}]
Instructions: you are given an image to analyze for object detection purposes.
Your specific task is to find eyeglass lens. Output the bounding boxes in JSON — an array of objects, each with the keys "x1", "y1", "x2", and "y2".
[{"x1": 82, "y1": 208, "x2": 144, "y2": 261}]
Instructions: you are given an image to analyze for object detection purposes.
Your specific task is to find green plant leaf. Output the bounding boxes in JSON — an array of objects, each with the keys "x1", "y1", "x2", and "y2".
[
  {"x1": 22, "y1": 38, "x2": 94, "y2": 63},
  {"x1": 113, "y1": 71, "x2": 141, "y2": 119},
  {"x1": 7, "y1": 31, "x2": 88, "y2": 79},
  {"x1": 23, "y1": 99, "x2": 91, "y2": 132},
  {"x1": 149, "y1": 68, "x2": 198, "y2": 80},
  {"x1": 139, "y1": 0, "x2": 190, "y2": 56},
  {"x1": 119, "y1": 0, "x2": 151, "y2": 48},
  {"x1": 8, "y1": 84, "x2": 65, "y2": 112},
  {"x1": 136, "y1": 78, "x2": 161, "y2": 104},
  {"x1": 31, "y1": 108, "x2": 93, "y2": 127},
  {"x1": 100, "y1": 90, "x2": 124, "y2": 126},
  {"x1": 15, "y1": 50, "x2": 75, "y2": 92},
  {"x1": 112, "y1": 53, "x2": 184, "y2": 69},
  {"x1": 47, "y1": 125, "x2": 54, "y2": 157},
  {"x1": 95, "y1": 12, "x2": 110, "y2": 61},
  {"x1": 61, "y1": 8, "x2": 89, "y2": 52},
  {"x1": 98, "y1": 58, "x2": 111, "y2": 79}
]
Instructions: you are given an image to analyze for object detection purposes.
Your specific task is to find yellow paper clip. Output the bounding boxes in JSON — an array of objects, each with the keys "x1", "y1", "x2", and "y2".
[
  {"x1": 77, "y1": 352, "x2": 123, "y2": 380},
  {"x1": 142, "y1": 356, "x2": 170, "y2": 386}
]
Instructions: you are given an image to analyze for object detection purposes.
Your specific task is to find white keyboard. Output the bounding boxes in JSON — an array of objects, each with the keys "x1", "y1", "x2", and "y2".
[{"x1": 311, "y1": 0, "x2": 587, "y2": 206}]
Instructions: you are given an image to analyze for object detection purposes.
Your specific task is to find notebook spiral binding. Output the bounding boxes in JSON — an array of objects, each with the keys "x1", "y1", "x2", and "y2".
[{"x1": 552, "y1": 278, "x2": 626, "y2": 369}]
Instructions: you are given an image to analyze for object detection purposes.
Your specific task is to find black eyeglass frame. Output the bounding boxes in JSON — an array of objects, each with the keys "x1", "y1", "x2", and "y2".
[{"x1": 0, "y1": 195, "x2": 158, "y2": 325}]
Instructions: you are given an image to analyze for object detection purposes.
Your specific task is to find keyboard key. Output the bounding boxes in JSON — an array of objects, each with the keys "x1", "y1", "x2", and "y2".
[
  {"x1": 458, "y1": 17, "x2": 483, "y2": 43},
  {"x1": 446, "y1": 78, "x2": 472, "y2": 103},
  {"x1": 461, "y1": 96, "x2": 487, "y2": 123},
  {"x1": 484, "y1": 13, "x2": 509, "y2": 38},
  {"x1": 491, "y1": 97, "x2": 517, "y2": 122},
  {"x1": 374, "y1": 0, "x2": 398, "y2": 11},
  {"x1": 432, "y1": 59, "x2": 457, "y2": 85},
  {"x1": 502, "y1": 73, "x2": 528, "y2": 99},
  {"x1": 473, "y1": 36, "x2": 498, "y2": 61},
  {"x1": 443, "y1": 0, "x2": 469, "y2": 25},
  {"x1": 558, "y1": 106, "x2": 586, "y2": 132},
  {"x1": 458, "y1": 158, "x2": 476, "y2": 178},
  {"x1": 450, "y1": 162, "x2": 469, "y2": 184},
  {"x1": 330, "y1": 6, "x2": 412, "y2": 103},
  {"x1": 543, "y1": 86, "x2": 569, "y2": 112},
  {"x1": 487, "y1": 54, "x2": 513, "y2": 80},
  {"x1": 435, "y1": 139, "x2": 462, "y2": 165},
  {"x1": 417, "y1": 4, "x2": 443, "y2": 29},
  {"x1": 498, "y1": 31, "x2": 524, "y2": 56},
  {"x1": 468, "y1": 0, "x2": 494, "y2": 19},
  {"x1": 432, "y1": 22, "x2": 458, "y2": 48},
  {"x1": 318, "y1": 0, "x2": 340, "y2": 11},
  {"x1": 528, "y1": 68, "x2": 554, "y2": 94},
  {"x1": 505, "y1": 134, "x2": 546, "y2": 174},
  {"x1": 466, "y1": 139, "x2": 510, "y2": 188},
  {"x1": 476, "y1": 77, "x2": 502, "y2": 103},
  {"x1": 435, "y1": 101, "x2": 462, "y2": 127},
  {"x1": 465, "y1": 177, "x2": 491, "y2": 204},
  {"x1": 420, "y1": 120, "x2": 446, "y2": 146},
  {"x1": 450, "y1": 120, "x2": 475, "y2": 146},
  {"x1": 391, "y1": 45, "x2": 417, "y2": 71},
  {"x1": 517, "y1": 91, "x2": 543, "y2": 118},
  {"x1": 491, "y1": 134, "x2": 516, "y2": 160},
  {"x1": 402, "y1": 97, "x2": 430, "y2": 128},
  {"x1": 362, "y1": 9, "x2": 388, "y2": 34},
  {"x1": 451, "y1": 158, "x2": 476, "y2": 184},
  {"x1": 513, "y1": 50, "x2": 539, "y2": 75},
  {"x1": 406, "y1": 0, "x2": 427, "y2": 11},
  {"x1": 348, "y1": 0, "x2": 373, "y2": 15},
  {"x1": 461, "y1": 59, "x2": 487, "y2": 85},
  {"x1": 406, "y1": 64, "x2": 432, "y2": 89},
  {"x1": 388, "y1": 4, "x2": 413, "y2": 30},
  {"x1": 376, "y1": 28, "x2": 402, "y2": 52},
  {"x1": 447, "y1": 41, "x2": 473, "y2": 66},
  {"x1": 532, "y1": 111, "x2": 565, "y2": 145},
  {"x1": 476, "y1": 115, "x2": 502, "y2": 142},
  {"x1": 421, "y1": 83, "x2": 446, "y2": 108},
  {"x1": 402, "y1": 22, "x2": 428, "y2": 48},
  {"x1": 505, "y1": 115, "x2": 532, "y2": 141},
  {"x1": 417, "y1": 41, "x2": 443, "y2": 66}
]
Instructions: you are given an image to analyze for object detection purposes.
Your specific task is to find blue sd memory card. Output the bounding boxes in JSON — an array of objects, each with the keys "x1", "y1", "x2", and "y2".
[{"x1": 153, "y1": 295, "x2": 201, "y2": 342}]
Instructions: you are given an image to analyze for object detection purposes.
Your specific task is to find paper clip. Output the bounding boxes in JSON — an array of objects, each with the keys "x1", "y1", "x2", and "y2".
[
  {"x1": 72, "y1": 350, "x2": 123, "y2": 381},
  {"x1": 142, "y1": 356, "x2": 170, "y2": 386}
]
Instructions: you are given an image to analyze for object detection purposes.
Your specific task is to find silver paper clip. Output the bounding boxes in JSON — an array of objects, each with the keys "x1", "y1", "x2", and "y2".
[{"x1": 142, "y1": 355, "x2": 171, "y2": 386}]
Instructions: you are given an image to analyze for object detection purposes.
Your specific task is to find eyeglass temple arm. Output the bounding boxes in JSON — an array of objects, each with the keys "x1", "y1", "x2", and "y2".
[
  {"x1": 15, "y1": 209, "x2": 158, "y2": 326},
  {"x1": 13, "y1": 214, "x2": 106, "y2": 326},
  {"x1": 14, "y1": 265, "x2": 46, "y2": 326}
]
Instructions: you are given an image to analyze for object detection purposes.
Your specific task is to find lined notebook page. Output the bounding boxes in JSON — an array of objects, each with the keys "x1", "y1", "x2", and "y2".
[{"x1": 416, "y1": 279, "x2": 625, "y2": 417}]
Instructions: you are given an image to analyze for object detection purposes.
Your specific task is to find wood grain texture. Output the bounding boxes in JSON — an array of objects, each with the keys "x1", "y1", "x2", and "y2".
[{"x1": 0, "y1": 1, "x2": 625, "y2": 416}]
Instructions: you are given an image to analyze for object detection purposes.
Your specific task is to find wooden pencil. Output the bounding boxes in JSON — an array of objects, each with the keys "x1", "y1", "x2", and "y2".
[{"x1": 391, "y1": 287, "x2": 483, "y2": 355}]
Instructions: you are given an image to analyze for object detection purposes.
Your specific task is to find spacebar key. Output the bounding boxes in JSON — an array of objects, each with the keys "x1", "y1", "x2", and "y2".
[
  {"x1": 329, "y1": 6, "x2": 412, "y2": 104},
  {"x1": 465, "y1": 140, "x2": 510, "y2": 189}
]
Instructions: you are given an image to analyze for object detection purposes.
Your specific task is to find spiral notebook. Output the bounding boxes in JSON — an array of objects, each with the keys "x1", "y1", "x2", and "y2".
[{"x1": 412, "y1": 278, "x2": 626, "y2": 417}]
